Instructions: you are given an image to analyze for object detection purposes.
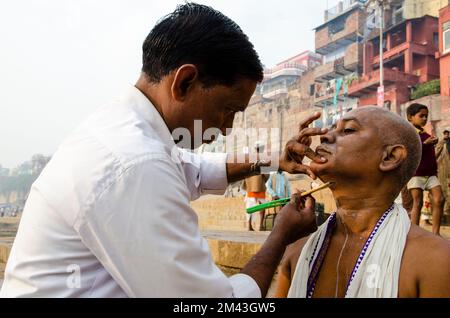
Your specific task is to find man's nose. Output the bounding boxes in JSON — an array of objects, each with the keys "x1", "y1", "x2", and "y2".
[{"x1": 320, "y1": 130, "x2": 335, "y2": 144}]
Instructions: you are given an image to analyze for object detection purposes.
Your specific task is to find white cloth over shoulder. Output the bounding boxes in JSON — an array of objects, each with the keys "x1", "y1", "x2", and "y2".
[
  {"x1": 0, "y1": 86, "x2": 260, "y2": 298},
  {"x1": 288, "y1": 203, "x2": 411, "y2": 298}
]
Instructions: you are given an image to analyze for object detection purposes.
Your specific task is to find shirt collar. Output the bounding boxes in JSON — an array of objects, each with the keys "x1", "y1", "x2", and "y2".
[
  {"x1": 415, "y1": 126, "x2": 424, "y2": 134},
  {"x1": 124, "y1": 86, "x2": 176, "y2": 148}
]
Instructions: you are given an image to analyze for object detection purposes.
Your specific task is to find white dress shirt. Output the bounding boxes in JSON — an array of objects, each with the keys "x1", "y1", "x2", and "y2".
[{"x1": 0, "y1": 86, "x2": 260, "y2": 298}]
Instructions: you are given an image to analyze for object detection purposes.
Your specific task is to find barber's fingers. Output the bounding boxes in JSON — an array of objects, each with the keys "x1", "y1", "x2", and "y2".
[
  {"x1": 287, "y1": 142, "x2": 326, "y2": 164},
  {"x1": 289, "y1": 163, "x2": 316, "y2": 179},
  {"x1": 296, "y1": 127, "x2": 328, "y2": 142},
  {"x1": 299, "y1": 112, "x2": 322, "y2": 131},
  {"x1": 291, "y1": 190, "x2": 316, "y2": 210},
  {"x1": 294, "y1": 127, "x2": 328, "y2": 150},
  {"x1": 303, "y1": 195, "x2": 315, "y2": 211}
]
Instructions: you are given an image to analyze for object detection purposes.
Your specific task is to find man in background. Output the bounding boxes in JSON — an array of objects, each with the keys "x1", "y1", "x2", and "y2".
[
  {"x1": 242, "y1": 144, "x2": 269, "y2": 231},
  {"x1": 436, "y1": 130, "x2": 450, "y2": 222},
  {"x1": 264, "y1": 169, "x2": 292, "y2": 230},
  {"x1": 406, "y1": 103, "x2": 444, "y2": 235}
]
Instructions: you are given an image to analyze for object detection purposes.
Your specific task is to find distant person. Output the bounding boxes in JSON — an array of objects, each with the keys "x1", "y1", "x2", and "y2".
[
  {"x1": 242, "y1": 145, "x2": 269, "y2": 231},
  {"x1": 261, "y1": 170, "x2": 292, "y2": 231},
  {"x1": 406, "y1": 103, "x2": 444, "y2": 235},
  {"x1": 242, "y1": 175, "x2": 268, "y2": 231},
  {"x1": 436, "y1": 129, "x2": 450, "y2": 221},
  {"x1": 266, "y1": 169, "x2": 292, "y2": 201}
]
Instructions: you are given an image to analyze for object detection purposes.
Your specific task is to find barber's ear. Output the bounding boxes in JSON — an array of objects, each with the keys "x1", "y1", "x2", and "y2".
[
  {"x1": 171, "y1": 64, "x2": 198, "y2": 101},
  {"x1": 379, "y1": 144, "x2": 407, "y2": 172}
]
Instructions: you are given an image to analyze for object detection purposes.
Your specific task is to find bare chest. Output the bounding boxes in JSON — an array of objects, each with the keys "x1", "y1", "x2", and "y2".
[
  {"x1": 310, "y1": 237, "x2": 418, "y2": 298},
  {"x1": 312, "y1": 237, "x2": 365, "y2": 298}
]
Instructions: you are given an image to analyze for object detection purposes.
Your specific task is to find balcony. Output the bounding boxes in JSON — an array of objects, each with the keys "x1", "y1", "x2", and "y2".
[
  {"x1": 314, "y1": 74, "x2": 357, "y2": 107},
  {"x1": 314, "y1": 62, "x2": 336, "y2": 82},
  {"x1": 263, "y1": 87, "x2": 289, "y2": 99},
  {"x1": 263, "y1": 67, "x2": 304, "y2": 81},
  {"x1": 315, "y1": 43, "x2": 362, "y2": 82},
  {"x1": 348, "y1": 68, "x2": 419, "y2": 97}
]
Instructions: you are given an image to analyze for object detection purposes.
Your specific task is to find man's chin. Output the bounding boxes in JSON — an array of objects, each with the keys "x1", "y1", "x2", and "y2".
[
  {"x1": 310, "y1": 161, "x2": 334, "y2": 180},
  {"x1": 310, "y1": 161, "x2": 327, "y2": 173}
]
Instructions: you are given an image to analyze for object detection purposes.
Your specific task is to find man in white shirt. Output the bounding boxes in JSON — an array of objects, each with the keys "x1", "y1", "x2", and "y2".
[{"x1": 0, "y1": 3, "x2": 328, "y2": 298}]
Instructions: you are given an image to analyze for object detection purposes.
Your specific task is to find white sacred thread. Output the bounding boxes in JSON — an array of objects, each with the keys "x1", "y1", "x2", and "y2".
[{"x1": 335, "y1": 215, "x2": 349, "y2": 298}]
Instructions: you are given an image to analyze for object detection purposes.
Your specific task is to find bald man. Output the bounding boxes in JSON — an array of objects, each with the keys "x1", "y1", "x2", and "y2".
[{"x1": 275, "y1": 107, "x2": 450, "y2": 298}]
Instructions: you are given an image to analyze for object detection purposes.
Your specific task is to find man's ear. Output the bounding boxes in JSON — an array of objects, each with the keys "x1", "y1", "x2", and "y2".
[
  {"x1": 171, "y1": 64, "x2": 198, "y2": 101},
  {"x1": 379, "y1": 144, "x2": 407, "y2": 172}
]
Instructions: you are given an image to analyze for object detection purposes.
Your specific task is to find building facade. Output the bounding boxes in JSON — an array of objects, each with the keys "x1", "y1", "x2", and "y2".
[
  {"x1": 258, "y1": 51, "x2": 322, "y2": 100},
  {"x1": 349, "y1": 15, "x2": 440, "y2": 113},
  {"x1": 438, "y1": 4, "x2": 450, "y2": 97},
  {"x1": 313, "y1": 0, "x2": 368, "y2": 126}
]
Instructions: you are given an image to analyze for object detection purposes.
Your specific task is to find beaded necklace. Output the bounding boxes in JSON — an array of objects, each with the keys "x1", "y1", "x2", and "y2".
[{"x1": 306, "y1": 204, "x2": 394, "y2": 298}]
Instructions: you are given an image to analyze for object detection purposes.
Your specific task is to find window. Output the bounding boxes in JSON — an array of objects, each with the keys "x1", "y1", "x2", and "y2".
[
  {"x1": 329, "y1": 15, "x2": 347, "y2": 35},
  {"x1": 309, "y1": 84, "x2": 315, "y2": 96},
  {"x1": 444, "y1": 29, "x2": 450, "y2": 54},
  {"x1": 433, "y1": 33, "x2": 439, "y2": 48},
  {"x1": 444, "y1": 21, "x2": 450, "y2": 32}
]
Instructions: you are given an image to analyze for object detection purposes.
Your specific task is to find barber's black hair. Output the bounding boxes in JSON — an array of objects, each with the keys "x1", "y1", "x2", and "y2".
[
  {"x1": 444, "y1": 130, "x2": 450, "y2": 134},
  {"x1": 141, "y1": 3, "x2": 264, "y2": 87},
  {"x1": 406, "y1": 103, "x2": 428, "y2": 117}
]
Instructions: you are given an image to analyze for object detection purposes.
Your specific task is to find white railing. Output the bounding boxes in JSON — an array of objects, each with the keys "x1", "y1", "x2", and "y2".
[{"x1": 325, "y1": 0, "x2": 367, "y2": 22}]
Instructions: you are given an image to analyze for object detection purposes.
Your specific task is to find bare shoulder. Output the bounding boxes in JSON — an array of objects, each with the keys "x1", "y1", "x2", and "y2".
[
  {"x1": 282, "y1": 236, "x2": 310, "y2": 279},
  {"x1": 405, "y1": 225, "x2": 450, "y2": 258},
  {"x1": 402, "y1": 225, "x2": 450, "y2": 297}
]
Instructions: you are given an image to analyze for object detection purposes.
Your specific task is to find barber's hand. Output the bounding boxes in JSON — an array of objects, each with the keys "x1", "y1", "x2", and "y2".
[
  {"x1": 279, "y1": 112, "x2": 328, "y2": 179},
  {"x1": 272, "y1": 191, "x2": 317, "y2": 246}
]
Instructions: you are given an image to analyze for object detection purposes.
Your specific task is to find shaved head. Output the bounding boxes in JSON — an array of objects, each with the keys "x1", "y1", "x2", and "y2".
[{"x1": 349, "y1": 106, "x2": 422, "y2": 189}]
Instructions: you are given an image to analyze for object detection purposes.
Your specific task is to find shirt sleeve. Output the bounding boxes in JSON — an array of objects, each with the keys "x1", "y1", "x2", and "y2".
[
  {"x1": 74, "y1": 156, "x2": 260, "y2": 298},
  {"x1": 266, "y1": 175, "x2": 276, "y2": 197},
  {"x1": 177, "y1": 149, "x2": 229, "y2": 200}
]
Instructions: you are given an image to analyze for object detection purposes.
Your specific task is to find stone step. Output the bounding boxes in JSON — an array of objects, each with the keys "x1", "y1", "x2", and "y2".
[
  {"x1": 202, "y1": 230, "x2": 269, "y2": 269},
  {"x1": 201, "y1": 230, "x2": 278, "y2": 297}
]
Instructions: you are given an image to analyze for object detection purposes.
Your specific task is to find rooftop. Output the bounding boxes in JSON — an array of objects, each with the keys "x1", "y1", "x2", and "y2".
[{"x1": 314, "y1": 0, "x2": 367, "y2": 30}]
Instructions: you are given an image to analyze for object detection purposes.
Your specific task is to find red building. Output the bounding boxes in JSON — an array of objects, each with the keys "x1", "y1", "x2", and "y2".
[
  {"x1": 348, "y1": 15, "x2": 440, "y2": 113},
  {"x1": 437, "y1": 5, "x2": 450, "y2": 97},
  {"x1": 432, "y1": 4, "x2": 450, "y2": 132}
]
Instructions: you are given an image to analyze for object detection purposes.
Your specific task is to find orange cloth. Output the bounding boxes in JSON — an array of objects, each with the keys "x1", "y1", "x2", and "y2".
[{"x1": 246, "y1": 191, "x2": 266, "y2": 199}]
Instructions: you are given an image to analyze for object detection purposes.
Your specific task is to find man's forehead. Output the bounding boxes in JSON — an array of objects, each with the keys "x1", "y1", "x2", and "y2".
[
  {"x1": 341, "y1": 109, "x2": 373, "y2": 125},
  {"x1": 344, "y1": 107, "x2": 388, "y2": 123}
]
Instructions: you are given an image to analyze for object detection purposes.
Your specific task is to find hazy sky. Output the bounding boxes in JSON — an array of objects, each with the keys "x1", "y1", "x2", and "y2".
[{"x1": 0, "y1": 0, "x2": 341, "y2": 169}]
